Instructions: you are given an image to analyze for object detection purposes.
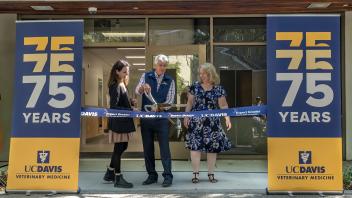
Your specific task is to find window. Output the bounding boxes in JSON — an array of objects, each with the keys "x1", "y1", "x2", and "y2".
[
  {"x1": 84, "y1": 19, "x2": 145, "y2": 46},
  {"x1": 214, "y1": 17, "x2": 266, "y2": 43},
  {"x1": 213, "y1": 17, "x2": 267, "y2": 154},
  {"x1": 149, "y1": 18, "x2": 210, "y2": 61}
]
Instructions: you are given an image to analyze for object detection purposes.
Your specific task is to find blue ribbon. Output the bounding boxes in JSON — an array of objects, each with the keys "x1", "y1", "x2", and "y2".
[{"x1": 81, "y1": 105, "x2": 266, "y2": 118}]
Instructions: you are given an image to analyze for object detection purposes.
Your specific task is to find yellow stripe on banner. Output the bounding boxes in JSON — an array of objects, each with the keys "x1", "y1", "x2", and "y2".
[
  {"x1": 268, "y1": 137, "x2": 343, "y2": 192},
  {"x1": 6, "y1": 138, "x2": 80, "y2": 191}
]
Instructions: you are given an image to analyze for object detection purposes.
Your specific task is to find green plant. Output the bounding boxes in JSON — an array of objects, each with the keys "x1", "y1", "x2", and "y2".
[
  {"x1": 169, "y1": 61, "x2": 188, "y2": 92},
  {"x1": 343, "y1": 166, "x2": 352, "y2": 190},
  {"x1": 0, "y1": 170, "x2": 7, "y2": 194}
]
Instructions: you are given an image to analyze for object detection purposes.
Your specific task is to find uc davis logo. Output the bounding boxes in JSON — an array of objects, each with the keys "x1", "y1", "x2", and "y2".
[
  {"x1": 37, "y1": 150, "x2": 50, "y2": 164},
  {"x1": 299, "y1": 151, "x2": 312, "y2": 164},
  {"x1": 284, "y1": 150, "x2": 326, "y2": 174},
  {"x1": 23, "y1": 150, "x2": 62, "y2": 173}
]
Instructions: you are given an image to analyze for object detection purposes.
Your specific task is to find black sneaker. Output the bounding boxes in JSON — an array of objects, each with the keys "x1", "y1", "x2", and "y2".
[
  {"x1": 114, "y1": 174, "x2": 133, "y2": 188},
  {"x1": 162, "y1": 177, "x2": 172, "y2": 187},
  {"x1": 103, "y1": 168, "x2": 115, "y2": 182},
  {"x1": 142, "y1": 175, "x2": 158, "y2": 185}
]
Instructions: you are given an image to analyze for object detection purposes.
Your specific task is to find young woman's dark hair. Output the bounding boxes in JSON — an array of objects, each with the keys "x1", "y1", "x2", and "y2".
[{"x1": 108, "y1": 60, "x2": 130, "y2": 87}]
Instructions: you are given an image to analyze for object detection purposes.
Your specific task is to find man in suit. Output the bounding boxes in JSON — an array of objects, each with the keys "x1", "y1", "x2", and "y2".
[{"x1": 135, "y1": 54, "x2": 175, "y2": 187}]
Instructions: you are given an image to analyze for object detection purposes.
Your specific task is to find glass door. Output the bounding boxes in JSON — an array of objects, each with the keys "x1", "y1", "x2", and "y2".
[{"x1": 146, "y1": 44, "x2": 206, "y2": 159}]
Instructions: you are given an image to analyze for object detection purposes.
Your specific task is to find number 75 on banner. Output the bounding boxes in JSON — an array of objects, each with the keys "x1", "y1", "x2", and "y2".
[
  {"x1": 275, "y1": 32, "x2": 334, "y2": 108},
  {"x1": 22, "y1": 36, "x2": 76, "y2": 109}
]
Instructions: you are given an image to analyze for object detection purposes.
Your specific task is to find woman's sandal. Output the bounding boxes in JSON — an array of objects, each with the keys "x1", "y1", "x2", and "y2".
[
  {"x1": 208, "y1": 173, "x2": 218, "y2": 183},
  {"x1": 192, "y1": 172, "x2": 200, "y2": 183}
]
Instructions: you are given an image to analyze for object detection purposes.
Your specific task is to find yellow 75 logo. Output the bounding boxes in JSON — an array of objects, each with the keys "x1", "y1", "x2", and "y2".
[
  {"x1": 23, "y1": 36, "x2": 75, "y2": 73},
  {"x1": 276, "y1": 32, "x2": 333, "y2": 70}
]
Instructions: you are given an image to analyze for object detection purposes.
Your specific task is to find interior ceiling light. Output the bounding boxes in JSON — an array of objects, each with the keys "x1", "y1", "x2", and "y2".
[
  {"x1": 116, "y1": 48, "x2": 145, "y2": 50},
  {"x1": 30, "y1": 6, "x2": 54, "y2": 11},
  {"x1": 307, "y1": 2, "x2": 331, "y2": 9},
  {"x1": 219, "y1": 66, "x2": 229, "y2": 70},
  {"x1": 126, "y1": 56, "x2": 145, "y2": 59},
  {"x1": 133, "y1": 63, "x2": 145, "y2": 66}
]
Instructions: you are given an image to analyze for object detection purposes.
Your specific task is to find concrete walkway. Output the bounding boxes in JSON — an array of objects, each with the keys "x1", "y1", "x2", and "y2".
[
  {"x1": 79, "y1": 159, "x2": 268, "y2": 194},
  {"x1": 80, "y1": 171, "x2": 268, "y2": 194},
  {"x1": 3, "y1": 159, "x2": 352, "y2": 197}
]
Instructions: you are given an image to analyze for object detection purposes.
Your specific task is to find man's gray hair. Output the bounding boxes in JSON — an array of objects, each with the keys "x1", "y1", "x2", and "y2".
[{"x1": 154, "y1": 54, "x2": 169, "y2": 65}]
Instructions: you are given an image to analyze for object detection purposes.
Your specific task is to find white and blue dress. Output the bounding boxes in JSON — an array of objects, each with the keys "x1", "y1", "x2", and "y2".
[{"x1": 185, "y1": 82, "x2": 232, "y2": 153}]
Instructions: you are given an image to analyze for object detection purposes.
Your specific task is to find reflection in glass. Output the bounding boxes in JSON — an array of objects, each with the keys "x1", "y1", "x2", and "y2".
[
  {"x1": 149, "y1": 19, "x2": 194, "y2": 46},
  {"x1": 149, "y1": 18, "x2": 210, "y2": 61},
  {"x1": 84, "y1": 19, "x2": 145, "y2": 45},
  {"x1": 215, "y1": 45, "x2": 267, "y2": 154},
  {"x1": 214, "y1": 45, "x2": 266, "y2": 70},
  {"x1": 149, "y1": 19, "x2": 210, "y2": 46},
  {"x1": 214, "y1": 18, "x2": 266, "y2": 42},
  {"x1": 227, "y1": 116, "x2": 267, "y2": 154}
]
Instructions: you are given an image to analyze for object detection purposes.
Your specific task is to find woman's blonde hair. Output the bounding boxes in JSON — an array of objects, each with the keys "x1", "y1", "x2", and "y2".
[{"x1": 199, "y1": 62, "x2": 220, "y2": 85}]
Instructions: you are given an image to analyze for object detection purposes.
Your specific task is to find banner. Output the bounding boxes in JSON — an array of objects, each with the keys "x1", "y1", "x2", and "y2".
[
  {"x1": 81, "y1": 105, "x2": 267, "y2": 118},
  {"x1": 6, "y1": 20, "x2": 83, "y2": 192},
  {"x1": 267, "y1": 15, "x2": 342, "y2": 193}
]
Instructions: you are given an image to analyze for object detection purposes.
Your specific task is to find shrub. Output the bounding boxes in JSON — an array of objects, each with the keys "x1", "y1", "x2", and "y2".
[{"x1": 343, "y1": 166, "x2": 352, "y2": 190}]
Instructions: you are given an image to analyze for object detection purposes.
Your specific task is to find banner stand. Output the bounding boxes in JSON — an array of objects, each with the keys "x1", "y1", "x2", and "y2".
[
  {"x1": 266, "y1": 14, "x2": 343, "y2": 194},
  {"x1": 6, "y1": 20, "x2": 83, "y2": 194},
  {"x1": 6, "y1": 188, "x2": 81, "y2": 196},
  {"x1": 266, "y1": 188, "x2": 344, "y2": 196}
]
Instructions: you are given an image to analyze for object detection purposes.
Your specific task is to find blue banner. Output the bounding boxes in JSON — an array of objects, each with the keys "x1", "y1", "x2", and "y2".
[
  {"x1": 267, "y1": 15, "x2": 341, "y2": 138},
  {"x1": 12, "y1": 20, "x2": 83, "y2": 138},
  {"x1": 267, "y1": 15, "x2": 342, "y2": 193},
  {"x1": 81, "y1": 105, "x2": 267, "y2": 118},
  {"x1": 7, "y1": 20, "x2": 83, "y2": 192}
]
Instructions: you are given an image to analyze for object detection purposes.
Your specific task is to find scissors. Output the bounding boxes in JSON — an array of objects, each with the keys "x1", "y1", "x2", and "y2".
[
  {"x1": 144, "y1": 91, "x2": 187, "y2": 112},
  {"x1": 143, "y1": 91, "x2": 187, "y2": 125}
]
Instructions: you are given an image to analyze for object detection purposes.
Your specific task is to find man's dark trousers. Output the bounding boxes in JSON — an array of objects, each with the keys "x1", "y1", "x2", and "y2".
[{"x1": 140, "y1": 118, "x2": 173, "y2": 180}]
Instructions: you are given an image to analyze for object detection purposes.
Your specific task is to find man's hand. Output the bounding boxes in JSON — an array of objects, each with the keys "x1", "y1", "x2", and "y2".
[
  {"x1": 132, "y1": 107, "x2": 139, "y2": 111},
  {"x1": 144, "y1": 104, "x2": 158, "y2": 112},
  {"x1": 157, "y1": 103, "x2": 171, "y2": 112},
  {"x1": 139, "y1": 83, "x2": 151, "y2": 94},
  {"x1": 130, "y1": 98, "x2": 137, "y2": 107}
]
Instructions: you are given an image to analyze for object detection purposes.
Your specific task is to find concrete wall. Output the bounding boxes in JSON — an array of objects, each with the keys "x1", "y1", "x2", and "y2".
[{"x1": 0, "y1": 14, "x2": 16, "y2": 161}]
